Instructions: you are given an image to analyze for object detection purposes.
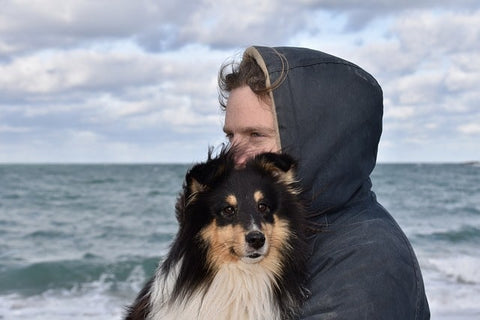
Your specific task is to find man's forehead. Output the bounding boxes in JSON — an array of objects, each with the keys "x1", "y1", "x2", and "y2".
[{"x1": 224, "y1": 87, "x2": 275, "y2": 128}]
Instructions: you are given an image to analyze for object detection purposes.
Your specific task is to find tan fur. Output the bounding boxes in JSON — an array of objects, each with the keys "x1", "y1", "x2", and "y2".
[
  {"x1": 260, "y1": 217, "x2": 291, "y2": 277},
  {"x1": 200, "y1": 215, "x2": 291, "y2": 274},
  {"x1": 189, "y1": 178, "x2": 206, "y2": 194},
  {"x1": 257, "y1": 160, "x2": 300, "y2": 195},
  {"x1": 200, "y1": 222, "x2": 243, "y2": 267},
  {"x1": 186, "y1": 178, "x2": 206, "y2": 206},
  {"x1": 225, "y1": 194, "x2": 238, "y2": 207},
  {"x1": 254, "y1": 190, "x2": 264, "y2": 203}
]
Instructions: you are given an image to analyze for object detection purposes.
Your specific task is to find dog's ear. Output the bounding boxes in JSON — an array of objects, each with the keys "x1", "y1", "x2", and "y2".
[
  {"x1": 186, "y1": 161, "x2": 220, "y2": 194},
  {"x1": 176, "y1": 161, "x2": 220, "y2": 225},
  {"x1": 252, "y1": 152, "x2": 298, "y2": 186},
  {"x1": 176, "y1": 147, "x2": 233, "y2": 224},
  {"x1": 255, "y1": 152, "x2": 296, "y2": 172},
  {"x1": 185, "y1": 148, "x2": 234, "y2": 196}
]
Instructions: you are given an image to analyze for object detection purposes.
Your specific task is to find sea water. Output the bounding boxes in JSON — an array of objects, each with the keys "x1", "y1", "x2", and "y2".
[{"x1": 0, "y1": 163, "x2": 479, "y2": 319}]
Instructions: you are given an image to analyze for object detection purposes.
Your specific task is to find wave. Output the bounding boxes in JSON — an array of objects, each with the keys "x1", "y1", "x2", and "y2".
[
  {"x1": 84, "y1": 178, "x2": 117, "y2": 185},
  {"x1": 0, "y1": 255, "x2": 159, "y2": 296},
  {"x1": 428, "y1": 255, "x2": 480, "y2": 285},
  {"x1": 418, "y1": 225, "x2": 480, "y2": 244},
  {"x1": 26, "y1": 230, "x2": 69, "y2": 239},
  {"x1": 0, "y1": 264, "x2": 147, "y2": 320}
]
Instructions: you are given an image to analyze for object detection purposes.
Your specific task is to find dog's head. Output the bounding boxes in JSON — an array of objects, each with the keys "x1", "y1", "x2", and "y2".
[{"x1": 177, "y1": 150, "x2": 303, "y2": 271}]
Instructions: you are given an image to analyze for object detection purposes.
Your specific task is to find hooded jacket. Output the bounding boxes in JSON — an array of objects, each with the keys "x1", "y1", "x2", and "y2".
[{"x1": 245, "y1": 46, "x2": 430, "y2": 319}]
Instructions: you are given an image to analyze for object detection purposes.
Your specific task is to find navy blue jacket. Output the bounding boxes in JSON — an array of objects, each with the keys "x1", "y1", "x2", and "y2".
[{"x1": 246, "y1": 46, "x2": 430, "y2": 319}]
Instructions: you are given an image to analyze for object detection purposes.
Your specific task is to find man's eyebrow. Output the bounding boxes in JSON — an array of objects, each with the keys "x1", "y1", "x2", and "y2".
[
  {"x1": 222, "y1": 126, "x2": 276, "y2": 135},
  {"x1": 243, "y1": 126, "x2": 276, "y2": 134}
]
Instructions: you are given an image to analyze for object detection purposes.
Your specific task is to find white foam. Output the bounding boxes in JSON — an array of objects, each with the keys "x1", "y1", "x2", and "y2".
[
  {"x1": 0, "y1": 291, "x2": 124, "y2": 320},
  {"x1": 423, "y1": 255, "x2": 480, "y2": 318},
  {"x1": 0, "y1": 268, "x2": 146, "y2": 320},
  {"x1": 428, "y1": 255, "x2": 480, "y2": 284},
  {"x1": 2, "y1": 256, "x2": 480, "y2": 319}
]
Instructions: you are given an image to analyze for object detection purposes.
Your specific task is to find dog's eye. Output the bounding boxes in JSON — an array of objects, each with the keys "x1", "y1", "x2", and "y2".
[
  {"x1": 222, "y1": 206, "x2": 236, "y2": 217},
  {"x1": 257, "y1": 203, "x2": 270, "y2": 214}
]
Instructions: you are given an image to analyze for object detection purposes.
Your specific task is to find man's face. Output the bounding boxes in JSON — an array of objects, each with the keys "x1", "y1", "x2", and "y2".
[{"x1": 223, "y1": 85, "x2": 280, "y2": 166}]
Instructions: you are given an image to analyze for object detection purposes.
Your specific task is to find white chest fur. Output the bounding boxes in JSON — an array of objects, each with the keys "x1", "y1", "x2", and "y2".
[{"x1": 147, "y1": 262, "x2": 281, "y2": 320}]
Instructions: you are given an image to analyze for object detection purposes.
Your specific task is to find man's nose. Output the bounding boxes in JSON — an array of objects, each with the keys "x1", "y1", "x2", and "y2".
[
  {"x1": 234, "y1": 154, "x2": 248, "y2": 168},
  {"x1": 230, "y1": 140, "x2": 251, "y2": 167}
]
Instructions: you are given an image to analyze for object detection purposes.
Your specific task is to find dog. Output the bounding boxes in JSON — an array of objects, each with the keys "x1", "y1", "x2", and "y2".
[{"x1": 125, "y1": 150, "x2": 308, "y2": 320}]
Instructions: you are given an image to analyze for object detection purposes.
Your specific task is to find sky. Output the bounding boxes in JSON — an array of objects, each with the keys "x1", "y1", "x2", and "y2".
[{"x1": 0, "y1": 0, "x2": 479, "y2": 163}]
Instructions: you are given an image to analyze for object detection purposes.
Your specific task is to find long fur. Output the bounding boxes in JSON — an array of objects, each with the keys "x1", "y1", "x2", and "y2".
[{"x1": 125, "y1": 149, "x2": 308, "y2": 320}]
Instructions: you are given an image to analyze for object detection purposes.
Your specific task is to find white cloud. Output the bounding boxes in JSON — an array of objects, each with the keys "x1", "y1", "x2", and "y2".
[
  {"x1": 445, "y1": 53, "x2": 480, "y2": 92},
  {"x1": 425, "y1": 122, "x2": 438, "y2": 130},
  {"x1": 68, "y1": 130, "x2": 102, "y2": 144},
  {"x1": 458, "y1": 123, "x2": 480, "y2": 135},
  {"x1": 0, "y1": 125, "x2": 32, "y2": 133},
  {"x1": 0, "y1": 50, "x2": 164, "y2": 95},
  {"x1": 395, "y1": 72, "x2": 445, "y2": 106},
  {"x1": 384, "y1": 106, "x2": 415, "y2": 120},
  {"x1": 0, "y1": 0, "x2": 187, "y2": 56},
  {"x1": 394, "y1": 10, "x2": 480, "y2": 55},
  {"x1": 1, "y1": 1, "x2": 479, "y2": 162}
]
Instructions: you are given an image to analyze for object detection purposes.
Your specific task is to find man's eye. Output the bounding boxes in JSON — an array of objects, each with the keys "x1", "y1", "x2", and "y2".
[
  {"x1": 250, "y1": 132, "x2": 262, "y2": 137},
  {"x1": 225, "y1": 133, "x2": 233, "y2": 141}
]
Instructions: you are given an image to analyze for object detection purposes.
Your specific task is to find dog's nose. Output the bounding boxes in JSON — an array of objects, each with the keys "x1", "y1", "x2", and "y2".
[{"x1": 245, "y1": 231, "x2": 265, "y2": 249}]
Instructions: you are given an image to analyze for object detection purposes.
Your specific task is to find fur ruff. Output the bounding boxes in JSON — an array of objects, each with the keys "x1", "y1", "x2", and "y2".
[{"x1": 125, "y1": 150, "x2": 308, "y2": 320}]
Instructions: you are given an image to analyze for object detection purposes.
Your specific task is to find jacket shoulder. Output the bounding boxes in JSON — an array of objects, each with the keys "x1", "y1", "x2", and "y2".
[{"x1": 301, "y1": 205, "x2": 430, "y2": 319}]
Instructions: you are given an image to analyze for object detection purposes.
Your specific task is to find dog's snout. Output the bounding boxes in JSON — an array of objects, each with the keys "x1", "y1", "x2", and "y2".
[{"x1": 245, "y1": 231, "x2": 265, "y2": 249}]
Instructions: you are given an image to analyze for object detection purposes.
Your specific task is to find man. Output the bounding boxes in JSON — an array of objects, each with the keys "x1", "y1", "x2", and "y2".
[{"x1": 219, "y1": 46, "x2": 430, "y2": 319}]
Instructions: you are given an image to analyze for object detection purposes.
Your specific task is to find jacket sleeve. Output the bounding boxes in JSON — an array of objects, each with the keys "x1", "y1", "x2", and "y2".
[{"x1": 300, "y1": 207, "x2": 430, "y2": 320}]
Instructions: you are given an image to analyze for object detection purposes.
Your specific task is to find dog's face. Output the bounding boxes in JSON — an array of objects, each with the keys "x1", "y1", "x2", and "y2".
[{"x1": 182, "y1": 152, "x2": 301, "y2": 272}]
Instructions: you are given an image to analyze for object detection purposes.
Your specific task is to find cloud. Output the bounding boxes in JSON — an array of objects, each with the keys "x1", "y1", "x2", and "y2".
[
  {"x1": 339, "y1": 9, "x2": 480, "y2": 162},
  {"x1": 1, "y1": 0, "x2": 309, "y2": 56},
  {"x1": 0, "y1": 42, "x2": 228, "y2": 163},
  {"x1": 0, "y1": 125, "x2": 32, "y2": 133},
  {"x1": 0, "y1": 0, "x2": 193, "y2": 57},
  {"x1": 384, "y1": 104, "x2": 415, "y2": 120},
  {"x1": 135, "y1": 0, "x2": 315, "y2": 51},
  {"x1": 1, "y1": 1, "x2": 479, "y2": 162},
  {"x1": 458, "y1": 123, "x2": 480, "y2": 135},
  {"x1": 301, "y1": 0, "x2": 480, "y2": 27},
  {"x1": 2, "y1": 0, "x2": 479, "y2": 59},
  {"x1": 0, "y1": 50, "x2": 172, "y2": 98},
  {"x1": 0, "y1": 44, "x2": 224, "y2": 117}
]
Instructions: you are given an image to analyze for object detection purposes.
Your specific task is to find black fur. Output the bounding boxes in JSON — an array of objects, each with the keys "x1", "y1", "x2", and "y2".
[{"x1": 125, "y1": 149, "x2": 308, "y2": 319}]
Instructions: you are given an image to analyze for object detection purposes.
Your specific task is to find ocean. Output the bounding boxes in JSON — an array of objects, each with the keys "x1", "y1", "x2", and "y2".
[{"x1": 0, "y1": 163, "x2": 479, "y2": 319}]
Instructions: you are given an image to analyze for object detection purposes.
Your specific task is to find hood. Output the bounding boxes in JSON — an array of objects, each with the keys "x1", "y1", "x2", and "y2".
[{"x1": 245, "y1": 46, "x2": 383, "y2": 215}]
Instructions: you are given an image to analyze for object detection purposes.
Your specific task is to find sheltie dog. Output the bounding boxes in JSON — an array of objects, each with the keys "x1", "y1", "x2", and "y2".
[{"x1": 125, "y1": 150, "x2": 308, "y2": 320}]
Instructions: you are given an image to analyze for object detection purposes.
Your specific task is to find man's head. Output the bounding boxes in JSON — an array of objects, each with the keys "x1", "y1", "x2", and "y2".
[
  {"x1": 219, "y1": 53, "x2": 281, "y2": 166},
  {"x1": 217, "y1": 46, "x2": 384, "y2": 214}
]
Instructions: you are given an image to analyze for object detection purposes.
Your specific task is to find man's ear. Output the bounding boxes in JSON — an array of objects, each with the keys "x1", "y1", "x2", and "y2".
[{"x1": 252, "y1": 152, "x2": 298, "y2": 187}]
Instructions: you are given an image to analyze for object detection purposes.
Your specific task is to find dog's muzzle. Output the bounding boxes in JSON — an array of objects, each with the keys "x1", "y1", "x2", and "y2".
[
  {"x1": 242, "y1": 231, "x2": 268, "y2": 263},
  {"x1": 245, "y1": 231, "x2": 265, "y2": 250}
]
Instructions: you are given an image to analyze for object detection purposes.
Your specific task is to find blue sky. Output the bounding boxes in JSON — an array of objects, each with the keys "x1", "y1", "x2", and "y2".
[{"x1": 1, "y1": 1, "x2": 479, "y2": 163}]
